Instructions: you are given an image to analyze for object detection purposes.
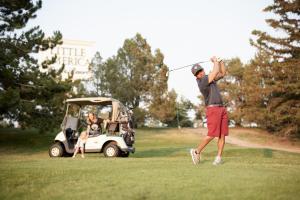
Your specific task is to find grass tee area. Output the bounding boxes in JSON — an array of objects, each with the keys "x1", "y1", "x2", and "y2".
[{"x1": 0, "y1": 128, "x2": 299, "y2": 200}]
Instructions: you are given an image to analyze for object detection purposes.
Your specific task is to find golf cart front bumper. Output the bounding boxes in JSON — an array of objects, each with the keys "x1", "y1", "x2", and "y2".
[{"x1": 122, "y1": 146, "x2": 135, "y2": 153}]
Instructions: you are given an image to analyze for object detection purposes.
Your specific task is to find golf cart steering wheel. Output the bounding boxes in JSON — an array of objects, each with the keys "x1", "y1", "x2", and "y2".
[
  {"x1": 77, "y1": 119, "x2": 89, "y2": 131},
  {"x1": 81, "y1": 119, "x2": 88, "y2": 126}
]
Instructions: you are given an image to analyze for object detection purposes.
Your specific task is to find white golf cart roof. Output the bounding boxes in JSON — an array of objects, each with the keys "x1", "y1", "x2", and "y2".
[
  {"x1": 66, "y1": 97, "x2": 127, "y2": 122},
  {"x1": 66, "y1": 97, "x2": 121, "y2": 106}
]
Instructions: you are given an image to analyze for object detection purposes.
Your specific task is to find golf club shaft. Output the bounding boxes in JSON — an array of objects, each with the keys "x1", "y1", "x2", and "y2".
[{"x1": 169, "y1": 60, "x2": 210, "y2": 72}]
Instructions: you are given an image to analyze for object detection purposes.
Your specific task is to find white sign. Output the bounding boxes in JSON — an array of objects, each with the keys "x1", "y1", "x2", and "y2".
[{"x1": 39, "y1": 39, "x2": 95, "y2": 80}]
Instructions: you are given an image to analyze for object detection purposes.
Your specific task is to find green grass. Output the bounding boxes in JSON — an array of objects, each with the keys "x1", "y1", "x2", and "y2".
[{"x1": 0, "y1": 128, "x2": 300, "y2": 200}]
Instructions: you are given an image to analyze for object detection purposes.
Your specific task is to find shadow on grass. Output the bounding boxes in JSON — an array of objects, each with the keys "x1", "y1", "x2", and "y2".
[
  {"x1": 136, "y1": 127, "x2": 180, "y2": 135},
  {"x1": 132, "y1": 147, "x2": 187, "y2": 158},
  {"x1": 214, "y1": 148, "x2": 275, "y2": 158},
  {"x1": 263, "y1": 148, "x2": 273, "y2": 158}
]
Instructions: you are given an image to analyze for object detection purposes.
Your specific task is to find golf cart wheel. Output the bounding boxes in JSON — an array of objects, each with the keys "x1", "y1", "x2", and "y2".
[
  {"x1": 103, "y1": 143, "x2": 120, "y2": 157},
  {"x1": 120, "y1": 151, "x2": 129, "y2": 157},
  {"x1": 49, "y1": 142, "x2": 64, "y2": 157}
]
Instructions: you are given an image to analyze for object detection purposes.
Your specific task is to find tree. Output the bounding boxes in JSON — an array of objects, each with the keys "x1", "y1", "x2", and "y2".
[
  {"x1": 148, "y1": 50, "x2": 174, "y2": 124},
  {"x1": 114, "y1": 33, "x2": 168, "y2": 108},
  {"x1": 164, "y1": 95, "x2": 194, "y2": 128},
  {"x1": 242, "y1": 52, "x2": 275, "y2": 129},
  {"x1": 0, "y1": 0, "x2": 73, "y2": 132},
  {"x1": 89, "y1": 52, "x2": 105, "y2": 96},
  {"x1": 91, "y1": 33, "x2": 170, "y2": 126},
  {"x1": 248, "y1": 0, "x2": 300, "y2": 137},
  {"x1": 176, "y1": 97, "x2": 194, "y2": 127},
  {"x1": 149, "y1": 89, "x2": 177, "y2": 125},
  {"x1": 132, "y1": 107, "x2": 147, "y2": 128},
  {"x1": 218, "y1": 58, "x2": 246, "y2": 126}
]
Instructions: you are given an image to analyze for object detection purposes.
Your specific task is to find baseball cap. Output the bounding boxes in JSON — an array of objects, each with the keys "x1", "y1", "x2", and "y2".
[{"x1": 191, "y1": 64, "x2": 203, "y2": 76}]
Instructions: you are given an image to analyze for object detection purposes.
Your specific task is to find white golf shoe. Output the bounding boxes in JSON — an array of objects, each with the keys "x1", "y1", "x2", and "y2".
[
  {"x1": 190, "y1": 149, "x2": 200, "y2": 165},
  {"x1": 213, "y1": 156, "x2": 222, "y2": 165}
]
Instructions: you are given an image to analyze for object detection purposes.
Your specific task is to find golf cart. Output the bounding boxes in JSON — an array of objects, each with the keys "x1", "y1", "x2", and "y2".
[{"x1": 49, "y1": 97, "x2": 135, "y2": 158}]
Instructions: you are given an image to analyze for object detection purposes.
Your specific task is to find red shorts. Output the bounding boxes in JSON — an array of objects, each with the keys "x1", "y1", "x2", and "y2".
[{"x1": 206, "y1": 106, "x2": 229, "y2": 137}]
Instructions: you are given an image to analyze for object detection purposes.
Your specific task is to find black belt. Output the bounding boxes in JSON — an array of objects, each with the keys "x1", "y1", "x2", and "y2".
[{"x1": 206, "y1": 104, "x2": 223, "y2": 108}]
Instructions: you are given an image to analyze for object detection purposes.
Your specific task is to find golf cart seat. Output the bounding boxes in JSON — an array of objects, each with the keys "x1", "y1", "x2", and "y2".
[
  {"x1": 65, "y1": 128, "x2": 74, "y2": 140},
  {"x1": 107, "y1": 122, "x2": 119, "y2": 134}
]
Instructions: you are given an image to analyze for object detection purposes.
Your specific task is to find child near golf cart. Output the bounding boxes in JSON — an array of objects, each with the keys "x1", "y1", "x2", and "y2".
[{"x1": 72, "y1": 131, "x2": 88, "y2": 158}]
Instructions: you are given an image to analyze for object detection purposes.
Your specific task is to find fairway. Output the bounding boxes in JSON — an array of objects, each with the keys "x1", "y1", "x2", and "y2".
[{"x1": 0, "y1": 128, "x2": 300, "y2": 200}]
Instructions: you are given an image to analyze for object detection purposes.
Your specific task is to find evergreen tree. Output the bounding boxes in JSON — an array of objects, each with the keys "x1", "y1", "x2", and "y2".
[
  {"x1": 243, "y1": 52, "x2": 275, "y2": 129},
  {"x1": 89, "y1": 52, "x2": 105, "y2": 96},
  {"x1": 249, "y1": 0, "x2": 300, "y2": 136},
  {"x1": 164, "y1": 95, "x2": 194, "y2": 128},
  {"x1": 176, "y1": 97, "x2": 194, "y2": 127},
  {"x1": 218, "y1": 58, "x2": 246, "y2": 126},
  {"x1": 0, "y1": 0, "x2": 73, "y2": 131}
]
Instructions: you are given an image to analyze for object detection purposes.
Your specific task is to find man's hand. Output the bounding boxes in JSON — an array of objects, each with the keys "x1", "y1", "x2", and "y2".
[
  {"x1": 214, "y1": 59, "x2": 226, "y2": 81},
  {"x1": 219, "y1": 59, "x2": 226, "y2": 77},
  {"x1": 208, "y1": 56, "x2": 220, "y2": 83},
  {"x1": 210, "y1": 56, "x2": 218, "y2": 63}
]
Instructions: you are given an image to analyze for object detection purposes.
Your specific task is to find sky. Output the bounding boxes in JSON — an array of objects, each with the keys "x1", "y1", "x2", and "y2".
[{"x1": 28, "y1": 0, "x2": 274, "y2": 104}]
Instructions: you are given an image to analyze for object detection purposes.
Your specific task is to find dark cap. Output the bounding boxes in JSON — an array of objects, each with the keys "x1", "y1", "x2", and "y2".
[{"x1": 191, "y1": 64, "x2": 203, "y2": 76}]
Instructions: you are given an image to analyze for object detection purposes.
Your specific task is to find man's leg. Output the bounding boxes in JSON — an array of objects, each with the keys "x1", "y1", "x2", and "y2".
[
  {"x1": 191, "y1": 107, "x2": 215, "y2": 163},
  {"x1": 196, "y1": 136, "x2": 214, "y2": 154},
  {"x1": 217, "y1": 107, "x2": 228, "y2": 157},
  {"x1": 190, "y1": 107, "x2": 216, "y2": 164},
  {"x1": 217, "y1": 134, "x2": 225, "y2": 157},
  {"x1": 213, "y1": 108, "x2": 228, "y2": 165},
  {"x1": 213, "y1": 134, "x2": 225, "y2": 165},
  {"x1": 196, "y1": 107, "x2": 217, "y2": 154},
  {"x1": 190, "y1": 136, "x2": 214, "y2": 164}
]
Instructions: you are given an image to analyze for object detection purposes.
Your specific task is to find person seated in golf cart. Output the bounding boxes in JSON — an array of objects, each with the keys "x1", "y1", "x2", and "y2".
[
  {"x1": 86, "y1": 112, "x2": 103, "y2": 137},
  {"x1": 72, "y1": 112, "x2": 103, "y2": 158}
]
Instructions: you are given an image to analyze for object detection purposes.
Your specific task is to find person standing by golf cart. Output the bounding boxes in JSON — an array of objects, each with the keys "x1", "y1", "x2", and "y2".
[
  {"x1": 72, "y1": 131, "x2": 88, "y2": 158},
  {"x1": 190, "y1": 56, "x2": 228, "y2": 165}
]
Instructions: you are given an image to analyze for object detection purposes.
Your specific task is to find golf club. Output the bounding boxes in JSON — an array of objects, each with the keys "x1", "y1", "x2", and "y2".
[{"x1": 166, "y1": 58, "x2": 223, "y2": 77}]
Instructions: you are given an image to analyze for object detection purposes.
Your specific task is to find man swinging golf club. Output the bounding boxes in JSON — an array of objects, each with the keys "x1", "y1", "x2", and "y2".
[{"x1": 190, "y1": 56, "x2": 228, "y2": 165}]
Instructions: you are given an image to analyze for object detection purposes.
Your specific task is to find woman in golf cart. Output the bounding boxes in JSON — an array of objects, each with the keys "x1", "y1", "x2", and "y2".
[
  {"x1": 72, "y1": 113, "x2": 103, "y2": 158},
  {"x1": 86, "y1": 112, "x2": 103, "y2": 136}
]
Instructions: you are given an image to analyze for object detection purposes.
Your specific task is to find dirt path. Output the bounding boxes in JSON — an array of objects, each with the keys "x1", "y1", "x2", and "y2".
[
  {"x1": 226, "y1": 136, "x2": 300, "y2": 154},
  {"x1": 184, "y1": 128, "x2": 300, "y2": 154}
]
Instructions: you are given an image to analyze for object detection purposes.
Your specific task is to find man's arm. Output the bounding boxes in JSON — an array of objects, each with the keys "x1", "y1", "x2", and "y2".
[
  {"x1": 219, "y1": 59, "x2": 226, "y2": 76},
  {"x1": 208, "y1": 56, "x2": 220, "y2": 83},
  {"x1": 214, "y1": 60, "x2": 226, "y2": 81}
]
